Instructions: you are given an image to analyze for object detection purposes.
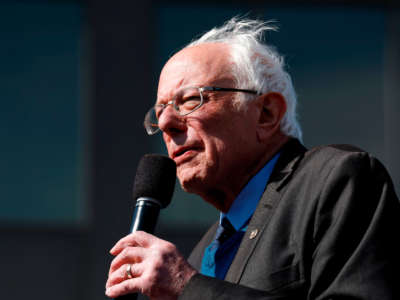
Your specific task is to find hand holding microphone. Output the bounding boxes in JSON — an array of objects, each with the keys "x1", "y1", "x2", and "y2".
[{"x1": 105, "y1": 154, "x2": 197, "y2": 300}]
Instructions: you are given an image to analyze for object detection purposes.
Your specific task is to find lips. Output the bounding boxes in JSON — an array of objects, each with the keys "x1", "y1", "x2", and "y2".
[
  {"x1": 171, "y1": 145, "x2": 202, "y2": 163},
  {"x1": 173, "y1": 148, "x2": 189, "y2": 158}
]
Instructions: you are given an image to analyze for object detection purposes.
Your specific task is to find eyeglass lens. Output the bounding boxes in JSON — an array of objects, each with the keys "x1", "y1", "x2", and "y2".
[{"x1": 144, "y1": 87, "x2": 203, "y2": 135}]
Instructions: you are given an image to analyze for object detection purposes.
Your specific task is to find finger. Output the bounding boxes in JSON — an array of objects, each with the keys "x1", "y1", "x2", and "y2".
[
  {"x1": 106, "y1": 264, "x2": 129, "y2": 289},
  {"x1": 106, "y1": 263, "x2": 144, "y2": 289},
  {"x1": 109, "y1": 234, "x2": 140, "y2": 256},
  {"x1": 106, "y1": 277, "x2": 145, "y2": 298},
  {"x1": 109, "y1": 246, "x2": 147, "y2": 275},
  {"x1": 110, "y1": 231, "x2": 157, "y2": 255}
]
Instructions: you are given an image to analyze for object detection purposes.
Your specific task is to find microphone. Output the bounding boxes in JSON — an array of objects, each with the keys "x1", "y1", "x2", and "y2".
[
  {"x1": 116, "y1": 154, "x2": 176, "y2": 300},
  {"x1": 130, "y1": 153, "x2": 176, "y2": 232}
]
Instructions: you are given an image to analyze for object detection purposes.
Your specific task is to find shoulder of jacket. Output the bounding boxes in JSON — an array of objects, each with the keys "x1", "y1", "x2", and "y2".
[
  {"x1": 308, "y1": 143, "x2": 367, "y2": 155},
  {"x1": 304, "y1": 143, "x2": 372, "y2": 163},
  {"x1": 292, "y1": 143, "x2": 378, "y2": 181}
]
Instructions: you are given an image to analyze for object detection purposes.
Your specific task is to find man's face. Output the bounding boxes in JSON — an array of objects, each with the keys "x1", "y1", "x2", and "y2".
[{"x1": 156, "y1": 43, "x2": 262, "y2": 210}]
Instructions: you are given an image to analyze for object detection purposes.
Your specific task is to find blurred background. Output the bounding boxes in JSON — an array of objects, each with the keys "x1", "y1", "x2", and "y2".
[{"x1": 0, "y1": 0, "x2": 399, "y2": 299}]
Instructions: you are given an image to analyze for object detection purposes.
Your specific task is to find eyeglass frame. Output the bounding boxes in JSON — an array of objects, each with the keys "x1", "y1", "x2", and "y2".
[{"x1": 144, "y1": 86, "x2": 261, "y2": 135}]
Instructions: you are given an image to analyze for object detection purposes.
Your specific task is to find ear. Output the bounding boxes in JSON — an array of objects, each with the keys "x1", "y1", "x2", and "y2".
[{"x1": 256, "y1": 92, "x2": 287, "y2": 142}]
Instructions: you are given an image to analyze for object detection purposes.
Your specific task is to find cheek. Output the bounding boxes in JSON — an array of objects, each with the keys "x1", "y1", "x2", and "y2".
[
  {"x1": 205, "y1": 121, "x2": 257, "y2": 171},
  {"x1": 176, "y1": 153, "x2": 209, "y2": 191},
  {"x1": 197, "y1": 132, "x2": 221, "y2": 170}
]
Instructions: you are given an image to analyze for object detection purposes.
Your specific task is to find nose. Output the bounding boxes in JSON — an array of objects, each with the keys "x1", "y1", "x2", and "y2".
[{"x1": 157, "y1": 105, "x2": 187, "y2": 135}]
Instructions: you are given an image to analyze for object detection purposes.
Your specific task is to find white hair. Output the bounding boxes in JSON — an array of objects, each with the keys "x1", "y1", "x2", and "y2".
[{"x1": 186, "y1": 17, "x2": 302, "y2": 140}]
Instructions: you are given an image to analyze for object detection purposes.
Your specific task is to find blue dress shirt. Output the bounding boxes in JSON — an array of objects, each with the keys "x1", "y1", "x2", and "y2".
[{"x1": 200, "y1": 152, "x2": 281, "y2": 279}]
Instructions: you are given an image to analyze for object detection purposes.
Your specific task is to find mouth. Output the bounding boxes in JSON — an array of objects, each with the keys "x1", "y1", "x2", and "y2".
[{"x1": 172, "y1": 146, "x2": 202, "y2": 162}]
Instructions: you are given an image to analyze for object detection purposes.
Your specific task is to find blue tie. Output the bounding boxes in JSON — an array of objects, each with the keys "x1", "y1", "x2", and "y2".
[{"x1": 200, "y1": 218, "x2": 244, "y2": 279}]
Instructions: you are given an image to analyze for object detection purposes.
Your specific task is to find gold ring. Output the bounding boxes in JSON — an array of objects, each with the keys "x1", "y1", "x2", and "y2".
[{"x1": 126, "y1": 264, "x2": 133, "y2": 279}]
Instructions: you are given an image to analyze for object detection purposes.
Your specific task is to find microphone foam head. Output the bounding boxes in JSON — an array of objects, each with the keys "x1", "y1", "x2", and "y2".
[{"x1": 133, "y1": 154, "x2": 176, "y2": 208}]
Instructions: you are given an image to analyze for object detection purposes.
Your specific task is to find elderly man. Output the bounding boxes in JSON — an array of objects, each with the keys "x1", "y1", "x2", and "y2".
[{"x1": 106, "y1": 18, "x2": 400, "y2": 299}]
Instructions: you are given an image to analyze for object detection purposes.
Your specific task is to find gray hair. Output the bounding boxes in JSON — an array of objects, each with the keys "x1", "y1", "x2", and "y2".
[{"x1": 186, "y1": 17, "x2": 302, "y2": 140}]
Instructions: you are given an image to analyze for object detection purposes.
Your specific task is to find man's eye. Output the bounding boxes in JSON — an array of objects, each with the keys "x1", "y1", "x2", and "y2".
[{"x1": 181, "y1": 97, "x2": 201, "y2": 109}]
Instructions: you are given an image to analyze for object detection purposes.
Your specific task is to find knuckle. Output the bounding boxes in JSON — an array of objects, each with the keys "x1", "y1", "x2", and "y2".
[
  {"x1": 160, "y1": 242, "x2": 178, "y2": 262},
  {"x1": 135, "y1": 231, "x2": 146, "y2": 238},
  {"x1": 124, "y1": 280, "x2": 140, "y2": 295},
  {"x1": 119, "y1": 267, "x2": 126, "y2": 280},
  {"x1": 121, "y1": 283, "x2": 131, "y2": 294},
  {"x1": 120, "y1": 247, "x2": 131, "y2": 260},
  {"x1": 151, "y1": 256, "x2": 163, "y2": 269},
  {"x1": 164, "y1": 241, "x2": 177, "y2": 253}
]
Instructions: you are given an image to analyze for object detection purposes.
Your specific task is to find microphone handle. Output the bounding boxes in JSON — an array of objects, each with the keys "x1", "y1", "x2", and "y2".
[
  {"x1": 115, "y1": 199, "x2": 161, "y2": 300},
  {"x1": 130, "y1": 200, "x2": 161, "y2": 233}
]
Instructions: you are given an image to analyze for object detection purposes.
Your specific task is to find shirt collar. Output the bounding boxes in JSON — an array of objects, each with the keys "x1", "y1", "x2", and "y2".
[{"x1": 220, "y1": 152, "x2": 280, "y2": 231}]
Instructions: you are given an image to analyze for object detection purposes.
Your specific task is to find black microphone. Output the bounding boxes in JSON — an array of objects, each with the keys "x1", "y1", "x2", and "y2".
[
  {"x1": 116, "y1": 154, "x2": 176, "y2": 300},
  {"x1": 129, "y1": 154, "x2": 176, "y2": 232}
]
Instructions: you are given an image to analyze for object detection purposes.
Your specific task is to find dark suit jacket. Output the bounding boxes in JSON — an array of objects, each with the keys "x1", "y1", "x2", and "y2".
[{"x1": 179, "y1": 139, "x2": 400, "y2": 299}]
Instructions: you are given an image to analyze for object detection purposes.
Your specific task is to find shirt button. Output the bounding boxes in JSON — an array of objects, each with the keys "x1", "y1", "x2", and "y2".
[{"x1": 249, "y1": 229, "x2": 258, "y2": 239}]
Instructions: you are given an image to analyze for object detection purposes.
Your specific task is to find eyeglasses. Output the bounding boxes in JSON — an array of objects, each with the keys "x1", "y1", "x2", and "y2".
[{"x1": 144, "y1": 86, "x2": 260, "y2": 135}]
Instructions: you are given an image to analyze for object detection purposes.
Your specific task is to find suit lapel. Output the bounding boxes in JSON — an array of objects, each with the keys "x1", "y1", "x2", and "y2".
[{"x1": 225, "y1": 139, "x2": 306, "y2": 283}]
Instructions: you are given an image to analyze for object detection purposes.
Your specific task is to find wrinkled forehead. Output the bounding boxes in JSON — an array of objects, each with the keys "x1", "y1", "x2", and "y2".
[{"x1": 157, "y1": 43, "x2": 236, "y2": 101}]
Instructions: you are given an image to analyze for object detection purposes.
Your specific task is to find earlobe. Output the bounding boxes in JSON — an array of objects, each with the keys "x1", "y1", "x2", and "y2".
[{"x1": 256, "y1": 92, "x2": 287, "y2": 142}]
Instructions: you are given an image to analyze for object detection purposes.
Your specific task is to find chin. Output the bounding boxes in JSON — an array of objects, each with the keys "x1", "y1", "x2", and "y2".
[
  {"x1": 178, "y1": 174, "x2": 201, "y2": 193},
  {"x1": 178, "y1": 167, "x2": 208, "y2": 194}
]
